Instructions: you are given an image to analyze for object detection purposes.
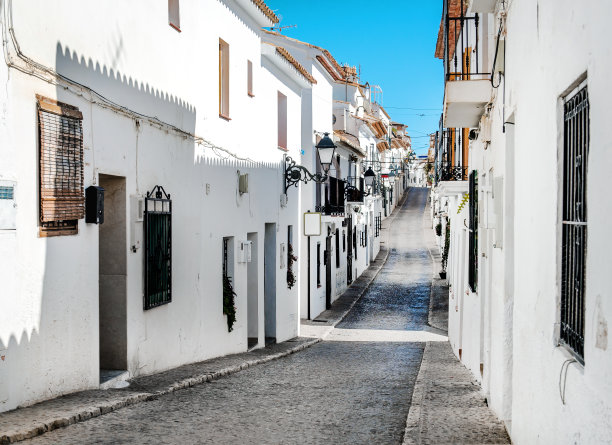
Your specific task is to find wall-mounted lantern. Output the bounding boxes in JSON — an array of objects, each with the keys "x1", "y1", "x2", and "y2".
[{"x1": 285, "y1": 132, "x2": 337, "y2": 192}]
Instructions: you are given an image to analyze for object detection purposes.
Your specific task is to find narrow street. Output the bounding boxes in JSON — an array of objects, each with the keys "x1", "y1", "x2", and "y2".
[{"x1": 24, "y1": 189, "x2": 436, "y2": 445}]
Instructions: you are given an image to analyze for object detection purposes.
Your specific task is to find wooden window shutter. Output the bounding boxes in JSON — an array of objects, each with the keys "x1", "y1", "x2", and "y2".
[{"x1": 37, "y1": 95, "x2": 85, "y2": 230}]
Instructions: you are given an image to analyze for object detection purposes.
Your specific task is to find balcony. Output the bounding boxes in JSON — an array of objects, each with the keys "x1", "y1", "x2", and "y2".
[
  {"x1": 444, "y1": 80, "x2": 491, "y2": 128},
  {"x1": 437, "y1": 0, "x2": 492, "y2": 128}
]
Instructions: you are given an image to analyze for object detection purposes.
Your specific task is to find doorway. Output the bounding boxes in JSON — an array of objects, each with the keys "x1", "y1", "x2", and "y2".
[
  {"x1": 247, "y1": 232, "x2": 258, "y2": 349},
  {"x1": 264, "y1": 223, "x2": 276, "y2": 344},
  {"x1": 325, "y1": 232, "x2": 332, "y2": 309},
  {"x1": 98, "y1": 174, "x2": 127, "y2": 383}
]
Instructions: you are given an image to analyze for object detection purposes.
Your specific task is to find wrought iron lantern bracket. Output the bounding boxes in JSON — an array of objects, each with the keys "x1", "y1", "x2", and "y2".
[{"x1": 284, "y1": 155, "x2": 328, "y2": 192}]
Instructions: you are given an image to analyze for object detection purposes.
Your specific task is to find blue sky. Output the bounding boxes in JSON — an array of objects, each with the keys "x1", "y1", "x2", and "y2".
[{"x1": 264, "y1": 0, "x2": 444, "y2": 155}]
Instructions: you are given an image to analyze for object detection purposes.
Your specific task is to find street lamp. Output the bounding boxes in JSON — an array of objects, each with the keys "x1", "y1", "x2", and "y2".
[
  {"x1": 315, "y1": 132, "x2": 336, "y2": 173},
  {"x1": 364, "y1": 167, "x2": 376, "y2": 188},
  {"x1": 284, "y1": 132, "x2": 337, "y2": 192}
]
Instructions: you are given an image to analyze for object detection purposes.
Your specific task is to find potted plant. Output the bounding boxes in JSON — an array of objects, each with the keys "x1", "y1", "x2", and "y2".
[
  {"x1": 286, "y1": 243, "x2": 298, "y2": 289},
  {"x1": 223, "y1": 274, "x2": 237, "y2": 332}
]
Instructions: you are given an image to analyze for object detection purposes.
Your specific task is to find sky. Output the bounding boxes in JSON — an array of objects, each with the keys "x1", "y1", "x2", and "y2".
[{"x1": 264, "y1": 0, "x2": 444, "y2": 156}]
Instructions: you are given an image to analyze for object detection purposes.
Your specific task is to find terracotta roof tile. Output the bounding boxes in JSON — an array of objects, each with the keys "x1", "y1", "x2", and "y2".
[
  {"x1": 435, "y1": 0, "x2": 467, "y2": 60},
  {"x1": 251, "y1": 0, "x2": 279, "y2": 24},
  {"x1": 274, "y1": 45, "x2": 317, "y2": 84}
]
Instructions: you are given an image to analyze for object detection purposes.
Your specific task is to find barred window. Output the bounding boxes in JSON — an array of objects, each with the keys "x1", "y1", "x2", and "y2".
[
  {"x1": 560, "y1": 83, "x2": 589, "y2": 362},
  {"x1": 37, "y1": 95, "x2": 84, "y2": 237}
]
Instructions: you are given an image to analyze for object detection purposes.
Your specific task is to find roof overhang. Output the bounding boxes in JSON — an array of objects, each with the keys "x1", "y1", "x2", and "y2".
[
  {"x1": 234, "y1": 0, "x2": 278, "y2": 27},
  {"x1": 261, "y1": 43, "x2": 313, "y2": 89}
]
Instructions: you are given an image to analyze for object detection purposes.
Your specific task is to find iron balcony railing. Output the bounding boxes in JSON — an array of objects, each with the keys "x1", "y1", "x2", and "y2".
[
  {"x1": 443, "y1": 0, "x2": 490, "y2": 82},
  {"x1": 435, "y1": 125, "x2": 468, "y2": 183}
]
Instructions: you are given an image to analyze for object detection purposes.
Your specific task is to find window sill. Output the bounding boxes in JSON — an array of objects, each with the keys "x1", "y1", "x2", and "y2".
[
  {"x1": 278, "y1": 146, "x2": 288, "y2": 152},
  {"x1": 248, "y1": 93, "x2": 255, "y2": 98},
  {"x1": 169, "y1": 23, "x2": 181, "y2": 33},
  {"x1": 317, "y1": 285, "x2": 322, "y2": 288},
  {"x1": 219, "y1": 113, "x2": 231, "y2": 121}
]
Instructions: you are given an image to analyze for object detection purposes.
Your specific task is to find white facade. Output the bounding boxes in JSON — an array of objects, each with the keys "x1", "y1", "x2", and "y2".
[
  {"x1": 432, "y1": 0, "x2": 612, "y2": 443},
  {"x1": 0, "y1": 0, "x2": 410, "y2": 411},
  {"x1": 0, "y1": 0, "x2": 306, "y2": 411}
]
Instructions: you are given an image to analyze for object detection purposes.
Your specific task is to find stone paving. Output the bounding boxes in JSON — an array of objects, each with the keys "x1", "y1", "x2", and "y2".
[{"x1": 5, "y1": 188, "x2": 511, "y2": 444}]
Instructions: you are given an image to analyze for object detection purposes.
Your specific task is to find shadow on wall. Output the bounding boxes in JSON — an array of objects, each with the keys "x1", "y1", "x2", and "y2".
[{"x1": 55, "y1": 42, "x2": 196, "y2": 128}]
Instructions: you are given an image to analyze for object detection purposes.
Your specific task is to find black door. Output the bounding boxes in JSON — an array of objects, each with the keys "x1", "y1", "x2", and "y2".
[
  {"x1": 346, "y1": 216, "x2": 353, "y2": 284},
  {"x1": 325, "y1": 234, "x2": 332, "y2": 309}
]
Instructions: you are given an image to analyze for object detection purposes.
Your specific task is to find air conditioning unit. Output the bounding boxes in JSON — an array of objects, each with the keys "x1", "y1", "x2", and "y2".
[{"x1": 239, "y1": 173, "x2": 249, "y2": 195}]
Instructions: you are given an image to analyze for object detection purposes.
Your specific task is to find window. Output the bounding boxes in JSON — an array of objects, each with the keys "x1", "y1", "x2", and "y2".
[
  {"x1": 168, "y1": 0, "x2": 180, "y2": 32},
  {"x1": 219, "y1": 39, "x2": 230, "y2": 119},
  {"x1": 468, "y1": 170, "x2": 478, "y2": 292},
  {"x1": 343, "y1": 230, "x2": 346, "y2": 252},
  {"x1": 37, "y1": 95, "x2": 84, "y2": 237},
  {"x1": 560, "y1": 83, "x2": 589, "y2": 362},
  {"x1": 247, "y1": 60, "x2": 254, "y2": 97},
  {"x1": 316, "y1": 242, "x2": 321, "y2": 287},
  {"x1": 144, "y1": 186, "x2": 172, "y2": 309},
  {"x1": 278, "y1": 92, "x2": 287, "y2": 150}
]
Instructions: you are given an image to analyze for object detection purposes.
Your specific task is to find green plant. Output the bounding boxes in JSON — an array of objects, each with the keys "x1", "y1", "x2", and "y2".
[
  {"x1": 286, "y1": 243, "x2": 298, "y2": 289},
  {"x1": 435, "y1": 222, "x2": 442, "y2": 237},
  {"x1": 441, "y1": 219, "x2": 451, "y2": 271},
  {"x1": 223, "y1": 274, "x2": 237, "y2": 332}
]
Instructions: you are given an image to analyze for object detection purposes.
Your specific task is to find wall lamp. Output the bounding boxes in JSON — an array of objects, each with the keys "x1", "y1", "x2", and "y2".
[{"x1": 285, "y1": 132, "x2": 336, "y2": 192}]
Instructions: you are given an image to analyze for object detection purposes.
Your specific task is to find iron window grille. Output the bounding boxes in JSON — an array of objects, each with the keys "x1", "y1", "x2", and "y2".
[
  {"x1": 468, "y1": 171, "x2": 478, "y2": 292},
  {"x1": 144, "y1": 185, "x2": 172, "y2": 310},
  {"x1": 560, "y1": 84, "x2": 589, "y2": 363}
]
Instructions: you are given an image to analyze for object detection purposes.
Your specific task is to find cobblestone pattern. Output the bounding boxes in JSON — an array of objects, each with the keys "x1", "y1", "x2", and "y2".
[
  {"x1": 0, "y1": 338, "x2": 319, "y2": 444},
  {"x1": 25, "y1": 341, "x2": 424, "y2": 445},
  {"x1": 402, "y1": 192, "x2": 510, "y2": 445},
  {"x1": 339, "y1": 190, "x2": 431, "y2": 331},
  {"x1": 403, "y1": 342, "x2": 510, "y2": 445},
  {"x1": 23, "y1": 192, "x2": 426, "y2": 445}
]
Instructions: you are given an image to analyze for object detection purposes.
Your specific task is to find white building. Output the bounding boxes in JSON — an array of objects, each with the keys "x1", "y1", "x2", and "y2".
[
  {"x1": 0, "y1": 0, "x2": 412, "y2": 412},
  {"x1": 0, "y1": 0, "x2": 311, "y2": 412},
  {"x1": 432, "y1": 0, "x2": 612, "y2": 443}
]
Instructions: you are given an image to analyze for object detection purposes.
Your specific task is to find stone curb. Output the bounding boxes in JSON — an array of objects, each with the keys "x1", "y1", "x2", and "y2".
[{"x1": 0, "y1": 337, "x2": 321, "y2": 444}]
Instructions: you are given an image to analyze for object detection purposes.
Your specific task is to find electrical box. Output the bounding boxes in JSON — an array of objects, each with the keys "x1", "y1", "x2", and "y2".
[
  {"x1": 0, "y1": 181, "x2": 16, "y2": 230},
  {"x1": 85, "y1": 185, "x2": 104, "y2": 224},
  {"x1": 130, "y1": 195, "x2": 145, "y2": 252},
  {"x1": 237, "y1": 240, "x2": 252, "y2": 263}
]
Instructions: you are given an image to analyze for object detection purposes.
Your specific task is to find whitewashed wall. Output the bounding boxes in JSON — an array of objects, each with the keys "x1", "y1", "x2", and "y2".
[{"x1": 0, "y1": 0, "x2": 303, "y2": 411}]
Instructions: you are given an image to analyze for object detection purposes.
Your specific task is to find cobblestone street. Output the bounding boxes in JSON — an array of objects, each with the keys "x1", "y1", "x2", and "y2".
[{"x1": 20, "y1": 188, "x2": 507, "y2": 444}]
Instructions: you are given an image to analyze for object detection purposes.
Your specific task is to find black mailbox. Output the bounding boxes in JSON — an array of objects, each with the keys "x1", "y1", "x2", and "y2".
[{"x1": 85, "y1": 185, "x2": 104, "y2": 224}]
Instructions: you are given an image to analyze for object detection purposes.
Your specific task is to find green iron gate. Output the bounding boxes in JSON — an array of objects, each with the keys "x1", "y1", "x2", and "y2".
[{"x1": 144, "y1": 185, "x2": 172, "y2": 310}]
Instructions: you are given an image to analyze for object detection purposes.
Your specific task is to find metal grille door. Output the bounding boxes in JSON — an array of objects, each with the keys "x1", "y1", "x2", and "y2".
[
  {"x1": 561, "y1": 85, "x2": 589, "y2": 362},
  {"x1": 144, "y1": 186, "x2": 172, "y2": 310}
]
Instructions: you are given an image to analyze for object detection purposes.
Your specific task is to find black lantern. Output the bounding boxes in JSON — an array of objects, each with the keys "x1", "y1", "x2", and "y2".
[
  {"x1": 364, "y1": 167, "x2": 376, "y2": 189},
  {"x1": 315, "y1": 132, "x2": 336, "y2": 174},
  {"x1": 284, "y1": 131, "x2": 338, "y2": 193}
]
